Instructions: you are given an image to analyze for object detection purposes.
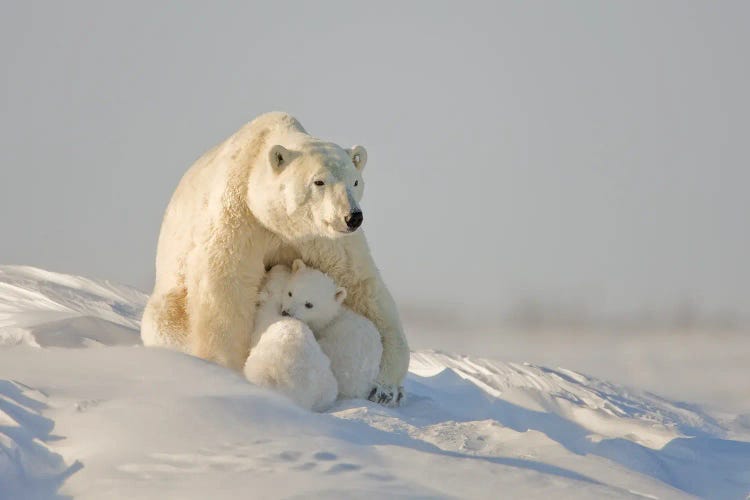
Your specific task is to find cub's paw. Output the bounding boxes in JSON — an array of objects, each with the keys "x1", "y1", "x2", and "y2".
[{"x1": 367, "y1": 384, "x2": 405, "y2": 407}]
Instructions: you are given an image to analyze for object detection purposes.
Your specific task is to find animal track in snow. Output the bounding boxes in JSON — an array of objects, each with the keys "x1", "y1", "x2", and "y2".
[{"x1": 118, "y1": 443, "x2": 366, "y2": 479}]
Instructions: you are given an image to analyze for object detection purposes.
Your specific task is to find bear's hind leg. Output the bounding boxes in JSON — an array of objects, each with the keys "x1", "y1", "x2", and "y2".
[{"x1": 141, "y1": 286, "x2": 189, "y2": 351}]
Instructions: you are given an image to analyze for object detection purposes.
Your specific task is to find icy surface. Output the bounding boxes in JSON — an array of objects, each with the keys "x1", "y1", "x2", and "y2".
[{"x1": 1, "y1": 266, "x2": 748, "y2": 499}]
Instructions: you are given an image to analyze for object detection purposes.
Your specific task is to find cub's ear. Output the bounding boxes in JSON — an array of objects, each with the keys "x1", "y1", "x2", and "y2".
[
  {"x1": 269, "y1": 145, "x2": 296, "y2": 170},
  {"x1": 346, "y1": 145, "x2": 367, "y2": 171},
  {"x1": 292, "y1": 259, "x2": 307, "y2": 273},
  {"x1": 334, "y1": 287, "x2": 347, "y2": 304}
]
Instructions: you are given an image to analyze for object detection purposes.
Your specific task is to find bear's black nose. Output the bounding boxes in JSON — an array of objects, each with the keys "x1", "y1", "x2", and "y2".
[
  {"x1": 345, "y1": 211, "x2": 363, "y2": 230},
  {"x1": 281, "y1": 310, "x2": 290, "y2": 317}
]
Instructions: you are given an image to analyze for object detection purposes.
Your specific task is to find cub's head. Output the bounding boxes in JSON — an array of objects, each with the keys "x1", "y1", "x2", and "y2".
[
  {"x1": 280, "y1": 259, "x2": 346, "y2": 330},
  {"x1": 247, "y1": 135, "x2": 367, "y2": 241}
]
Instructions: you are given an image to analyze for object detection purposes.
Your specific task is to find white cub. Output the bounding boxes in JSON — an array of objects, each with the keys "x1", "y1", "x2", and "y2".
[
  {"x1": 282, "y1": 259, "x2": 383, "y2": 399},
  {"x1": 244, "y1": 264, "x2": 338, "y2": 412},
  {"x1": 250, "y1": 265, "x2": 293, "y2": 347}
]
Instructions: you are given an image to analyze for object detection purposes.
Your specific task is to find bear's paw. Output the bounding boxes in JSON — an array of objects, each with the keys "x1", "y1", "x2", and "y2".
[{"x1": 367, "y1": 384, "x2": 405, "y2": 407}]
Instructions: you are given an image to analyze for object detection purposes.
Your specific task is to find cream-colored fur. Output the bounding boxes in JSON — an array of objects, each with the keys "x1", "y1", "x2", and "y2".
[
  {"x1": 244, "y1": 317, "x2": 338, "y2": 412},
  {"x1": 282, "y1": 260, "x2": 382, "y2": 399},
  {"x1": 141, "y1": 112, "x2": 409, "y2": 398},
  {"x1": 250, "y1": 264, "x2": 292, "y2": 349},
  {"x1": 243, "y1": 265, "x2": 338, "y2": 412}
]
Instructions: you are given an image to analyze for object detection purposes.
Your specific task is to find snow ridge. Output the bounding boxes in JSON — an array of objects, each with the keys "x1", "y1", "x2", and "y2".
[
  {"x1": 0, "y1": 267, "x2": 748, "y2": 499},
  {"x1": 0, "y1": 265, "x2": 147, "y2": 348}
]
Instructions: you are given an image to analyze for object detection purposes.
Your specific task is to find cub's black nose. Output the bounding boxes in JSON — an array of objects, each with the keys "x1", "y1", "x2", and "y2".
[
  {"x1": 281, "y1": 310, "x2": 290, "y2": 317},
  {"x1": 345, "y1": 211, "x2": 363, "y2": 230}
]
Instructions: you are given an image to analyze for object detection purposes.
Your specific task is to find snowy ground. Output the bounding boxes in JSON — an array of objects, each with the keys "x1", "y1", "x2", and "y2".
[
  {"x1": 1, "y1": 266, "x2": 749, "y2": 499},
  {"x1": 404, "y1": 310, "x2": 750, "y2": 417}
]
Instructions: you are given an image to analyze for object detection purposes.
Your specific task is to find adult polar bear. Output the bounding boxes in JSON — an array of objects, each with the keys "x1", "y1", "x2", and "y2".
[{"x1": 141, "y1": 112, "x2": 409, "y2": 404}]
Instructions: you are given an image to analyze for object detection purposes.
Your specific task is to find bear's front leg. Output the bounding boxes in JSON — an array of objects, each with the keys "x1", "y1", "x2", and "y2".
[
  {"x1": 187, "y1": 251, "x2": 265, "y2": 371},
  {"x1": 368, "y1": 323, "x2": 409, "y2": 406},
  {"x1": 365, "y1": 287, "x2": 411, "y2": 406}
]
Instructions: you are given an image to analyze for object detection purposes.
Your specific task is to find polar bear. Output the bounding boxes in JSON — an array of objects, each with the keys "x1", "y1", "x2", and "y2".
[
  {"x1": 243, "y1": 265, "x2": 338, "y2": 411},
  {"x1": 141, "y1": 112, "x2": 409, "y2": 405},
  {"x1": 249, "y1": 264, "x2": 294, "y2": 347},
  {"x1": 281, "y1": 259, "x2": 383, "y2": 400},
  {"x1": 243, "y1": 319, "x2": 339, "y2": 412}
]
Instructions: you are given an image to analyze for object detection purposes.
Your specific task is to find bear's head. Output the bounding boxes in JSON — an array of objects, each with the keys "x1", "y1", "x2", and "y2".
[
  {"x1": 247, "y1": 135, "x2": 367, "y2": 241},
  {"x1": 281, "y1": 259, "x2": 346, "y2": 331}
]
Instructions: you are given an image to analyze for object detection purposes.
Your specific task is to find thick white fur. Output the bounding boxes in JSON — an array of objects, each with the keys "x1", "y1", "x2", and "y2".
[
  {"x1": 244, "y1": 264, "x2": 337, "y2": 411},
  {"x1": 141, "y1": 112, "x2": 409, "y2": 396},
  {"x1": 250, "y1": 264, "x2": 293, "y2": 348},
  {"x1": 317, "y1": 311, "x2": 383, "y2": 399},
  {"x1": 243, "y1": 318, "x2": 338, "y2": 412},
  {"x1": 282, "y1": 260, "x2": 382, "y2": 399}
]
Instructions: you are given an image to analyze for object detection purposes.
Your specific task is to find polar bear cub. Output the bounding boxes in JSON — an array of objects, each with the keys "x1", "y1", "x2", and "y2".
[
  {"x1": 282, "y1": 259, "x2": 383, "y2": 399},
  {"x1": 244, "y1": 264, "x2": 338, "y2": 411}
]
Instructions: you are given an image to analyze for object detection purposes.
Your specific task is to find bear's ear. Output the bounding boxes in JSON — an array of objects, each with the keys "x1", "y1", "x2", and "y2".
[
  {"x1": 269, "y1": 145, "x2": 293, "y2": 170},
  {"x1": 292, "y1": 259, "x2": 307, "y2": 273},
  {"x1": 334, "y1": 287, "x2": 347, "y2": 304},
  {"x1": 346, "y1": 145, "x2": 367, "y2": 171}
]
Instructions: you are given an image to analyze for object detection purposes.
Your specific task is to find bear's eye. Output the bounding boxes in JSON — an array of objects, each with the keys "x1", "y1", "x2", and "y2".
[
  {"x1": 288, "y1": 291, "x2": 292, "y2": 297},
  {"x1": 305, "y1": 302, "x2": 313, "y2": 309},
  {"x1": 314, "y1": 180, "x2": 325, "y2": 186},
  {"x1": 354, "y1": 180, "x2": 359, "y2": 187}
]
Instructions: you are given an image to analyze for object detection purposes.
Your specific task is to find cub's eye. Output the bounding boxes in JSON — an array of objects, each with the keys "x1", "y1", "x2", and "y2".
[
  {"x1": 305, "y1": 302, "x2": 313, "y2": 309},
  {"x1": 314, "y1": 180, "x2": 325, "y2": 186},
  {"x1": 354, "y1": 180, "x2": 359, "y2": 187},
  {"x1": 288, "y1": 292, "x2": 292, "y2": 297}
]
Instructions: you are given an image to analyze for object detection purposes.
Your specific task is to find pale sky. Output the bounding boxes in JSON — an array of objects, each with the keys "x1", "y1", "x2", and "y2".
[{"x1": 1, "y1": 1, "x2": 748, "y2": 318}]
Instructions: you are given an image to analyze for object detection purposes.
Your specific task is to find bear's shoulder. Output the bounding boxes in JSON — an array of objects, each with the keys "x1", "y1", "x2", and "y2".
[{"x1": 244, "y1": 112, "x2": 308, "y2": 138}]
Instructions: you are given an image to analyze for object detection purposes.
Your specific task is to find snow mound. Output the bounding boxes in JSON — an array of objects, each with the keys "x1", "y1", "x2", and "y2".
[
  {"x1": 0, "y1": 267, "x2": 749, "y2": 499},
  {"x1": 410, "y1": 351, "x2": 725, "y2": 448},
  {"x1": 0, "y1": 265, "x2": 147, "y2": 347}
]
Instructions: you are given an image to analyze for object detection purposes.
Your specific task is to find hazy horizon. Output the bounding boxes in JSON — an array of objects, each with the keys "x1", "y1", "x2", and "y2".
[{"x1": 2, "y1": 2, "x2": 748, "y2": 321}]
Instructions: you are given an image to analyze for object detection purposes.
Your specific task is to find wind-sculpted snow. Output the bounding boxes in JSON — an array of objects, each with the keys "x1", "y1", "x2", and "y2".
[
  {"x1": 350, "y1": 353, "x2": 750, "y2": 499},
  {"x1": 409, "y1": 352, "x2": 726, "y2": 447},
  {"x1": 0, "y1": 265, "x2": 147, "y2": 347},
  {"x1": 0, "y1": 267, "x2": 748, "y2": 499},
  {"x1": 0, "y1": 380, "x2": 81, "y2": 498}
]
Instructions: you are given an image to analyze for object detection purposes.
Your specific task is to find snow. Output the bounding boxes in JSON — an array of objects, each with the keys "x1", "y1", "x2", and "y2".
[{"x1": 1, "y1": 265, "x2": 749, "y2": 499}]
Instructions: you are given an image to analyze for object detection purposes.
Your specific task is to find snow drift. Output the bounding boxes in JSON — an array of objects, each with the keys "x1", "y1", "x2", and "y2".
[{"x1": 1, "y1": 265, "x2": 748, "y2": 499}]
